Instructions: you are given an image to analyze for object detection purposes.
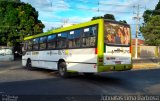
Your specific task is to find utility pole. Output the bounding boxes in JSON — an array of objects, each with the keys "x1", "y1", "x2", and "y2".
[{"x1": 133, "y1": 4, "x2": 141, "y2": 59}]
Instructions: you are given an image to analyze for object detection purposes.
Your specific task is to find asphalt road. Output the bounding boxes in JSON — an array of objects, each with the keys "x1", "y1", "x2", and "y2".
[{"x1": 0, "y1": 61, "x2": 160, "y2": 101}]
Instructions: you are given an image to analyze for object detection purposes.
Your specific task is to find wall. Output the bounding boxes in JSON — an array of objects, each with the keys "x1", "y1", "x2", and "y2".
[{"x1": 132, "y1": 45, "x2": 160, "y2": 58}]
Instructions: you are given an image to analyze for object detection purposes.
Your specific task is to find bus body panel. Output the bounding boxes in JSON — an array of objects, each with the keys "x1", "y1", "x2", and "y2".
[
  {"x1": 96, "y1": 20, "x2": 132, "y2": 72},
  {"x1": 96, "y1": 46, "x2": 132, "y2": 72},
  {"x1": 103, "y1": 46, "x2": 131, "y2": 65},
  {"x1": 22, "y1": 48, "x2": 98, "y2": 73}
]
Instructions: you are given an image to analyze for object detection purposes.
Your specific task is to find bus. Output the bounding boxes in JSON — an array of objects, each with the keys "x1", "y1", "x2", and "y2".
[{"x1": 22, "y1": 19, "x2": 132, "y2": 77}]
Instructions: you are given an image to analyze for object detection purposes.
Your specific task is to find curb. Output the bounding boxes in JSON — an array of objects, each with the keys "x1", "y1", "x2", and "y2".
[{"x1": 132, "y1": 63, "x2": 160, "y2": 70}]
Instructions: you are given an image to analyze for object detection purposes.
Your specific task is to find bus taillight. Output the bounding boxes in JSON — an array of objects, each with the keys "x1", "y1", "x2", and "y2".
[
  {"x1": 95, "y1": 48, "x2": 98, "y2": 54},
  {"x1": 130, "y1": 46, "x2": 132, "y2": 53}
]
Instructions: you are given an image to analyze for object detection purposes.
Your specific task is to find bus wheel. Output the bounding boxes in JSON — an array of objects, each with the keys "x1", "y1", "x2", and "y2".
[
  {"x1": 58, "y1": 62, "x2": 69, "y2": 78},
  {"x1": 26, "y1": 60, "x2": 33, "y2": 70}
]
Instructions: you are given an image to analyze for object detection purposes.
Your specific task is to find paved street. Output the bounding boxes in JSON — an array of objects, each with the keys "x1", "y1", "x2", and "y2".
[{"x1": 0, "y1": 61, "x2": 160, "y2": 101}]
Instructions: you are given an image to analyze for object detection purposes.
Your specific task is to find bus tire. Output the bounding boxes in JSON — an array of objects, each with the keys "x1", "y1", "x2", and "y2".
[
  {"x1": 58, "y1": 62, "x2": 69, "y2": 78},
  {"x1": 26, "y1": 59, "x2": 33, "y2": 70}
]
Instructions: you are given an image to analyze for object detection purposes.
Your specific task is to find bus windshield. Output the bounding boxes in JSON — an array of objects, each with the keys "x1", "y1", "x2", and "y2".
[{"x1": 104, "y1": 21, "x2": 131, "y2": 46}]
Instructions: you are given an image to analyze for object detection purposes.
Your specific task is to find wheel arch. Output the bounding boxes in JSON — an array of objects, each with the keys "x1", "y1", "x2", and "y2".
[
  {"x1": 57, "y1": 59, "x2": 66, "y2": 68},
  {"x1": 27, "y1": 58, "x2": 31, "y2": 62}
]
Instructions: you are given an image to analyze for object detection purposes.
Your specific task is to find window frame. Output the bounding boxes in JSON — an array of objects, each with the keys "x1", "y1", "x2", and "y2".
[
  {"x1": 32, "y1": 38, "x2": 40, "y2": 51},
  {"x1": 81, "y1": 25, "x2": 98, "y2": 48},
  {"x1": 56, "y1": 32, "x2": 68, "y2": 49},
  {"x1": 27, "y1": 39, "x2": 33, "y2": 51},
  {"x1": 68, "y1": 29, "x2": 82, "y2": 48},
  {"x1": 47, "y1": 34, "x2": 57, "y2": 49},
  {"x1": 39, "y1": 36, "x2": 47, "y2": 50}
]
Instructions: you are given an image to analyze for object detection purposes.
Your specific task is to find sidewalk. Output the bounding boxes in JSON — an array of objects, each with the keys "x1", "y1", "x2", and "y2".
[{"x1": 132, "y1": 58, "x2": 160, "y2": 70}]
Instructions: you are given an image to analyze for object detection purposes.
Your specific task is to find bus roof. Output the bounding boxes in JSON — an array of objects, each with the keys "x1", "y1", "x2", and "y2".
[{"x1": 24, "y1": 19, "x2": 130, "y2": 41}]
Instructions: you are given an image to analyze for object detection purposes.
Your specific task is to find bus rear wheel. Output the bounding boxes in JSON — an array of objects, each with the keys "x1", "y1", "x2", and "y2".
[
  {"x1": 26, "y1": 59, "x2": 33, "y2": 70},
  {"x1": 58, "y1": 62, "x2": 69, "y2": 78}
]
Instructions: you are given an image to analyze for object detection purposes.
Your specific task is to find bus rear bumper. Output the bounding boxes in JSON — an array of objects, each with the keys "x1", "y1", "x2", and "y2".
[{"x1": 98, "y1": 64, "x2": 132, "y2": 72}]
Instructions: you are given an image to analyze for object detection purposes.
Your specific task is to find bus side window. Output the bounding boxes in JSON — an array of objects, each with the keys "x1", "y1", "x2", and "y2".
[
  {"x1": 68, "y1": 29, "x2": 81, "y2": 48},
  {"x1": 74, "y1": 29, "x2": 81, "y2": 48},
  {"x1": 82, "y1": 25, "x2": 97, "y2": 47},
  {"x1": 47, "y1": 34, "x2": 57, "y2": 49},
  {"x1": 40, "y1": 36, "x2": 47, "y2": 50},
  {"x1": 33, "y1": 38, "x2": 39, "y2": 51},
  {"x1": 24, "y1": 41, "x2": 28, "y2": 51},
  {"x1": 27, "y1": 40, "x2": 33, "y2": 51},
  {"x1": 57, "y1": 32, "x2": 68, "y2": 49},
  {"x1": 68, "y1": 31, "x2": 75, "y2": 48}
]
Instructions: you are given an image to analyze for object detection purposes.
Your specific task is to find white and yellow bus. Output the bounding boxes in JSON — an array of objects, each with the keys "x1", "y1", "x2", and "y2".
[{"x1": 22, "y1": 19, "x2": 132, "y2": 77}]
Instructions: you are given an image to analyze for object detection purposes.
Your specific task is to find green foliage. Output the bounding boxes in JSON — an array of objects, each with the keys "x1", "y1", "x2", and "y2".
[
  {"x1": 142, "y1": 10, "x2": 152, "y2": 23},
  {"x1": 91, "y1": 16, "x2": 103, "y2": 20},
  {"x1": 119, "y1": 20, "x2": 127, "y2": 24},
  {"x1": 140, "y1": 15, "x2": 160, "y2": 46},
  {"x1": 91, "y1": 14, "x2": 116, "y2": 21},
  {"x1": 140, "y1": 0, "x2": 160, "y2": 46},
  {"x1": 155, "y1": 0, "x2": 160, "y2": 10},
  {"x1": 91, "y1": 14, "x2": 127, "y2": 23},
  {"x1": 0, "y1": 0, "x2": 45, "y2": 46},
  {"x1": 104, "y1": 14, "x2": 115, "y2": 20}
]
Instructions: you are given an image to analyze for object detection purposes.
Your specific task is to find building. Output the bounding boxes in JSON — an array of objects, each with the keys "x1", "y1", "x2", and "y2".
[{"x1": 132, "y1": 39, "x2": 145, "y2": 45}]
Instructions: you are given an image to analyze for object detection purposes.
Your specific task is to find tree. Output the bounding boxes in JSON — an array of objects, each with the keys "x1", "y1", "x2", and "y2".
[
  {"x1": 119, "y1": 20, "x2": 127, "y2": 24},
  {"x1": 104, "y1": 14, "x2": 115, "y2": 20},
  {"x1": 155, "y1": 0, "x2": 160, "y2": 10},
  {"x1": 0, "y1": 0, "x2": 45, "y2": 46},
  {"x1": 140, "y1": 0, "x2": 160, "y2": 46},
  {"x1": 91, "y1": 14, "x2": 116, "y2": 21},
  {"x1": 140, "y1": 15, "x2": 160, "y2": 46},
  {"x1": 143, "y1": 10, "x2": 153, "y2": 23},
  {"x1": 91, "y1": 16, "x2": 103, "y2": 20}
]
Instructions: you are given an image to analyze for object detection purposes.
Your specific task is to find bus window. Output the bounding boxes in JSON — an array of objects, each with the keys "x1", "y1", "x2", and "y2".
[
  {"x1": 40, "y1": 36, "x2": 47, "y2": 50},
  {"x1": 23, "y1": 41, "x2": 28, "y2": 51},
  {"x1": 27, "y1": 40, "x2": 33, "y2": 51},
  {"x1": 57, "y1": 32, "x2": 68, "y2": 49},
  {"x1": 104, "y1": 22, "x2": 130, "y2": 46},
  {"x1": 82, "y1": 25, "x2": 97, "y2": 47},
  {"x1": 48, "y1": 34, "x2": 57, "y2": 49},
  {"x1": 68, "y1": 29, "x2": 81, "y2": 48},
  {"x1": 33, "y1": 38, "x2": 39, "y2": 50}
]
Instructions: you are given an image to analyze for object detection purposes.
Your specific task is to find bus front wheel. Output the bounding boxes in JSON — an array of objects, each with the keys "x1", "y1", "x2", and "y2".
[{"x1": 58, "y1": 62, "x2": 69, "y2": 78}]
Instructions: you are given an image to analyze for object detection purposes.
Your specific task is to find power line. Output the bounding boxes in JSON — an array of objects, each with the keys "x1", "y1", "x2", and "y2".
[
  {"x1": 62, "y1": 0, "x2": 144, "y2": 8},
  {"x1": 48, "y1": 0, "x2": 146, "y2": 14},
  {"x1": 43, "y1": 0, "x2": 146, "y2": 15},
  {"x1": 50, "y1": 4, "x2": 135, "y2": 14}
]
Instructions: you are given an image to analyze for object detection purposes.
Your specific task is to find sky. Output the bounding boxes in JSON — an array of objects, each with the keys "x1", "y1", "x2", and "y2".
[{"x1": 21, "y1": 0, "x2": 159, "y2": 39}]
